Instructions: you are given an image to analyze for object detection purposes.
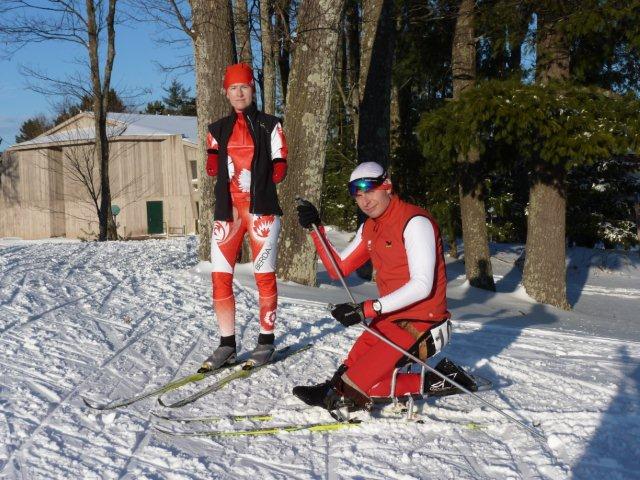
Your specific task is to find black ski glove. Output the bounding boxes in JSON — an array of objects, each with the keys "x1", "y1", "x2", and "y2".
[
  {"x1": 296, "y1": 200, "x2": 321, "y2": 229},
  {"x1": 331, "y1": 302, "x2": 365, "y2": 327}
]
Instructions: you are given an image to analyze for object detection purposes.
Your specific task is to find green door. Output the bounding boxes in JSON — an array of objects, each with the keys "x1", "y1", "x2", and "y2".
[{"x1": 146, "y1": 201, "x2": 164, "y2": 234}]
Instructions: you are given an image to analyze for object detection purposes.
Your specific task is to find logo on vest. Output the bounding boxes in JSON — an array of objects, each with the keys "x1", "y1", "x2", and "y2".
[
  {"x1": 385, "y1": 240, "x2": 392, "y2": 248},
  {"x1": 367, "y1": 240, "x2": 372, "y2": 251}
]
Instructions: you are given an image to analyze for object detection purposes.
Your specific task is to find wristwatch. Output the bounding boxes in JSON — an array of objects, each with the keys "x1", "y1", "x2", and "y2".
[{"x1": 372, "y1": 300, "x2": 382, "y2": 315}]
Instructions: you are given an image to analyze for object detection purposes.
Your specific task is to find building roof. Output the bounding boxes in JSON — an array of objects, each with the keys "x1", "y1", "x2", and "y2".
[{"x1": 11, "y1": 112, "x2": 198, "y2": 149}]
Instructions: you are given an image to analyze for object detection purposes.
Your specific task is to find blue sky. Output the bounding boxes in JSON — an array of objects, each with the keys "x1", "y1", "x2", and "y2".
[{"x1": 0, "y1": 18, "x2": 195, "y2": 149}]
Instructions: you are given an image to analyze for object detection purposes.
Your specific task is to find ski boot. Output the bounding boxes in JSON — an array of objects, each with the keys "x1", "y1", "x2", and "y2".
[
  {"x1": 292, "y1": 381, "x2": 335, "y2": 408},
  {"x1": 248, "y1": 343, "x2": 276, "y2": 366},
  {"x1": 197, "y1": 345, "x2": 236, "y2": 373},
  {"x1": 247, "y1": 333, "x2": 276, "y2": 366},
  {"x1": 293, "y1": 365, "x2": 370, "y2": 413},
  {"x1": 425, "y1": 357, "x2": 478, "y2": 396}
]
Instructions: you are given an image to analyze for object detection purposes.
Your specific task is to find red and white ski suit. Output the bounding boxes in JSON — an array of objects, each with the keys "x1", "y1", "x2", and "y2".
[
  {"x1": 207, "y1": 112, "x2": 287, "y2": 336},
  {"x1": 311, "y1": 196, "x2": 450, "y2": 397}
]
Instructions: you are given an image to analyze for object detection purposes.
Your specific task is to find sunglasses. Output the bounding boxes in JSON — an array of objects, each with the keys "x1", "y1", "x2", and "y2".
[{"x1": 348, "y1": 172, "x2": 387, "y2": 197}]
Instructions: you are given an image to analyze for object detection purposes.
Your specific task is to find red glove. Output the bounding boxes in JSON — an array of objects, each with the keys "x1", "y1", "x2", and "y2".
[
  {"x1": 206, "y1": 153, "x2": 218, "y2": 176},
  {"x1": 272, "y1": 161, "x2": 287, "y2": 183}
]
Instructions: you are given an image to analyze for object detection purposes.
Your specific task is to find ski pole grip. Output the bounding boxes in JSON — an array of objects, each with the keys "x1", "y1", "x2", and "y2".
[{"x1": 295, "y1": 196, "x2": 322, "y2": 230}]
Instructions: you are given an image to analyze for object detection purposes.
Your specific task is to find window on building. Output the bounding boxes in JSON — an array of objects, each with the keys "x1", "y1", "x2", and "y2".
[{"x1": 190, "y1": 160, "x2": 198, "y2": 180}]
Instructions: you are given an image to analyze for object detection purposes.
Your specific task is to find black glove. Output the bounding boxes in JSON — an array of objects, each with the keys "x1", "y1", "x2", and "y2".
[
  {"x1": 296, "y1": 200, "x2": 321, "y2": 229},
  {"x1": 331, "y1": 302, "x2": 365, "y2": 327}
]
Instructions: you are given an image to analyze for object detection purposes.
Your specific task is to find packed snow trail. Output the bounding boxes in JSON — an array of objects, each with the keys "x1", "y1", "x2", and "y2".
[{"x1": 0, "y1": 237, "x2": 639, "y2": 479}]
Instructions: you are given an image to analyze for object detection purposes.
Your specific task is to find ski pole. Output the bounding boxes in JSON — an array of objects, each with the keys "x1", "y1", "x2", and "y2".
[{"x1": 297, "y1": 198, "x2": 544, "y2": 440}]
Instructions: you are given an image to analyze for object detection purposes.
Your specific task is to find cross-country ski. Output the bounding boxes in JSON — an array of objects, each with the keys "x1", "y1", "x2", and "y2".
[
  {"x1": 82, "y1": 355, "x2": 246, "y2": 410},
  {"x1": 157, "y1": 344, "x2": 312, "y2": 408}
]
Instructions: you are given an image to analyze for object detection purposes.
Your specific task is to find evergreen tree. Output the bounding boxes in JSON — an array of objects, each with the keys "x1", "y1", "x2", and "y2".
[
  {"x1": 567, "y1": 156, "x2": 640, "y2": 249},
  {"x1": 15, "y1": 115, "x2": 53, "y2": 143},
  {"x1": 54, "y1": 89, "x2": 128, "y2": 125},
  {"x1": 162, "y1": 79, "x2": 196, "y2": 115},
  {"x1": 418, "y1": 79, "x2": 640, "y2": 305},
  {"x1": 144, "y1": 100, "x2": 166, "y2": 115}
]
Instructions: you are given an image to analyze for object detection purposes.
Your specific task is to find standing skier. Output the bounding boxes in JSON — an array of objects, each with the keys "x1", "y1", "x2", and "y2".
[
  {"x1": 200, "y1": 63, "x2": 288, "y2": 371},
  {"x1": 293, "y1": 162, "x2": 476, "y2": 410}
]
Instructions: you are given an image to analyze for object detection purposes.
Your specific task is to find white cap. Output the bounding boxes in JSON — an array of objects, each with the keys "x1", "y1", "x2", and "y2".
[{"x1": 349, "y1": 162, "x2": 385, "y2": 182}]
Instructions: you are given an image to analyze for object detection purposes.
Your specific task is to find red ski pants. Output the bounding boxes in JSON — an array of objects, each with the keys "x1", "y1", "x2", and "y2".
[{"x1": 343, "y1": 318, "x2": 439, "y2": 398}]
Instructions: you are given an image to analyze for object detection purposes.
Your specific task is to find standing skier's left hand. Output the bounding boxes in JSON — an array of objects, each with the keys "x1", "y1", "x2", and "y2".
[{"x1": 330, "y1": 302, "x2": 365, "y2": 327}]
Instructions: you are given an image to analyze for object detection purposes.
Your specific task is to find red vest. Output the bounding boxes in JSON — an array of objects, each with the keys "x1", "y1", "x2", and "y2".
[{"x1": 362, "y1": 196, "x2": 449, "y2": 323}]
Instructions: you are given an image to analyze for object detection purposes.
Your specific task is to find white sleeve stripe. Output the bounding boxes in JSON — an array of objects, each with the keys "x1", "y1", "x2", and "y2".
[
  {"x1": 378, "y1": 216, "x2": 436, "y2": 314},
  {"x1": 270, "y1": 123, "x2": 285, "y2": 160},
  {"x1": 339, "y1": 223, "x2": 365, "y2": 261},
  {"x1": 207, "y1": 131, "x2": 219, "y2": 149}
]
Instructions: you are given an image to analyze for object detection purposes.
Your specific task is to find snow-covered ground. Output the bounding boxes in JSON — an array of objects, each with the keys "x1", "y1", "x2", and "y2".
[{"x1": 1, "y1": 233, "x2": 639, "y2": 479}]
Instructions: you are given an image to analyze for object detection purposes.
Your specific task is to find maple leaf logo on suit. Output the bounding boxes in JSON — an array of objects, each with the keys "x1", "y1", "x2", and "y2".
[
  {"x1": 263, "y1": 310, "x2": 276, "y2": 329},
  {"x1": 253, "y1": 217, "x2": 274, "y2": 239}
]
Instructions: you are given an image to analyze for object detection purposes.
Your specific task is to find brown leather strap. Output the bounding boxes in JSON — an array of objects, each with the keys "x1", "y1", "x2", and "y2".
[
  {"x1": 397, "y1": 320, "x2": 429, "y2": 361},
  {"x1": 336, "y1": 374, "x2": 372, "y2": 410}
]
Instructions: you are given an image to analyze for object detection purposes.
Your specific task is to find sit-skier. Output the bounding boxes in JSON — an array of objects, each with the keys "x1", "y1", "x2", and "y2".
[{"x1": 293, "y1": 162, "x2": 477, "y2": 411}]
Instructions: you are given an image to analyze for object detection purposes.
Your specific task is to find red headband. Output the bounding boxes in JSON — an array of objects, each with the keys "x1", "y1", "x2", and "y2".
[{"x1": 223, "y1": 63, "x2": 254, "y2": 89}]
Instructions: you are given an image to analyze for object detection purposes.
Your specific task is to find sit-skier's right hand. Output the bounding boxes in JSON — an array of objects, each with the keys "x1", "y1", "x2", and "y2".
[{"x1": 296, "y1": 200, "x2": 320, "y2": 229}]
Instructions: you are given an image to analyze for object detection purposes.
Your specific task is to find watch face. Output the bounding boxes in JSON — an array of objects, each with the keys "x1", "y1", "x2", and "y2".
[{"x1": 373, "y1": 300, "x2": 382, "y2": 314}]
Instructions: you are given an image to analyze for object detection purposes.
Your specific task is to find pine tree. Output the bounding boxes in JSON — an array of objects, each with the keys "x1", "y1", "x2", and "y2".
[
  {"x1": 162, "y1": 79, "x2": 196, "y2": 115},
  {"x1": 54, "y1": 89, "x2": 127, "y2": 125},
  {"x1": 144, "y1": 101, "x2": 166, "y2": 115},
  {"x1": 418, "y1": 79, "x2": 640, "y2": 307},
  {"x1": 15, "y1": 115, "x2": 53, "y2": 143}
]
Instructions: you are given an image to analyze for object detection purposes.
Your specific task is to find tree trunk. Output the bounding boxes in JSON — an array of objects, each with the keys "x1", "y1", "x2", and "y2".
[
  {"x1": 458, "y1": 153, "x2": 494, "y2": 288},
  {"x1": 536, "y1": 14, "x2": 570, "y2": 84},
  {"x1": 357, "y1": 0, "x2": 395, "y2": 166},
  {"x1": 452, "y1": 0, "x2": 495, "y2": 290},
  {"x1": 523, "y1": 163, "x2": 570, "y2": 309},
  {"x1": 447, "y1": 203, "x2": 459, "y2": 259},
  {"x1": 87, "y1": 0, "x2": 118, "y2": 241},
  {"x1": 389, "y1": 79, "x2": 400, "y2": 163},
  {"x1": 344, "y1": 0, "x2": 360, "y2": 140},
  {"x1": 523, "y1": 12, "x2": 570, "y2": 309},
  {"x1": 228, "y1": 0, "x2": 238, "y2": 62},
  {"x1": 275, "y1": 0, "x2": 291, "y2": 101},
  {"x1": 260, "y1": 0, "x2": 276, "y2": 114},
  {"x1": 276, "y1": 0, "x2": 345, "y2": 285},
  {"x1": 190, "y1": 0, "x2": 235, "y2": 260},
  {"x1": 234, "y1": 0, "x2": 253, "y2": 65}
]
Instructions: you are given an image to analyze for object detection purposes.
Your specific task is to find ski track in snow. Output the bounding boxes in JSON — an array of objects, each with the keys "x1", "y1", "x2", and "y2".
[{"x1": 1, "y1": 237, "x2": 639, "y2": 479}]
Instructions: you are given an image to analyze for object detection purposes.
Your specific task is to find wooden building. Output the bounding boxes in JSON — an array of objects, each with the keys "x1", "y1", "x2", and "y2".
[{"x1": 0, "y1": 112, "x2": 201, "y2": 240}]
